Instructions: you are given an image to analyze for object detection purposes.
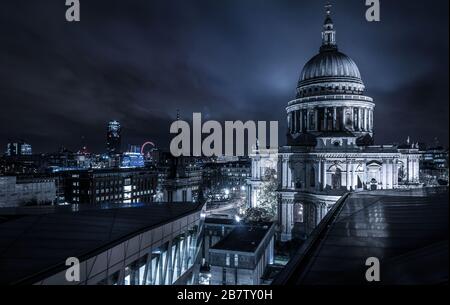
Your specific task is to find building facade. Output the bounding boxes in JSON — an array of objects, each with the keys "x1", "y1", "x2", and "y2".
[
  {"x1": 201, "y1": 218, "x2": 238, "y2": 269},
  {"x1": 5, "y1": 140, "x2": 32, "y2": 156},
  {"x1": 64, "y1": 168, "x2": 157, "y2": 204},
  {"x1": 0, "y1": 175, "x2": 57, "y2": 207},
  {"x1": 247, "y1": 147, "x2": 278, "y2": 208},
  {"x1": 161, "y1": 157, "x2": 202, "y2": 203},
  {"x1": 0, "y1": 202, "x2": 205, "y2": 285},
  {"x1": 107, "y1": 120, "x2": 122, "y2": 154},
  {"x1": 420, "y1": 146, "x2": 449, "y2": 186},
  {"x1": 209, "y1": 223, "x2": 275, "y2": 285}
]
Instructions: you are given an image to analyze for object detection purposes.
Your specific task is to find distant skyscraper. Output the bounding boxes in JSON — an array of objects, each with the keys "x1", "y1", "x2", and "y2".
[
  {"x1": 6, "y1": 140, "x2": 32, "y2": 156},
  {"x1": 107, "y1": 120, "x2": 121, "y2": 154}
]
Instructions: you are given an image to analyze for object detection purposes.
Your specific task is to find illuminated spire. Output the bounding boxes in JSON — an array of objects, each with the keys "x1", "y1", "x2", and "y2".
[{"x1": 321, "y1": 1, "x2": 337, "y2": 51}]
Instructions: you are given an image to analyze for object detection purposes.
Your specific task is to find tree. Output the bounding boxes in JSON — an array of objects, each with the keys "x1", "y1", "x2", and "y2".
[
  {"x1": 243, "y1": 207, "x2": 273, "y2": 223},
  {"x1": 244, "y1": 168, "x2": 278, "y2": 222}
]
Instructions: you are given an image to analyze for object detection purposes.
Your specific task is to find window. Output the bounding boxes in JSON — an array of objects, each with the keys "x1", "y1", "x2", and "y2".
[
  {"x1": 310, "y1": 167, "x2": 316, "y2": 187},
  {"x1": 222, "y1": 268, "x2": 227, "y2": 285},
  {"x1": 226, "y1": 254, "x2": 230, "y2": 266},
  {"x1": 332, "y1": 168, "x2": 342, "y2": 189},
  {"x1": 234, "y1": 254, "x2": 239, "y2": 267}
]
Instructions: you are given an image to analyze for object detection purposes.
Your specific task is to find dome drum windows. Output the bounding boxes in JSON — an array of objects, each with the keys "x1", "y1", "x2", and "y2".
[{"x1": 289, "y1": 106, "x2": 373, "y2": 135}]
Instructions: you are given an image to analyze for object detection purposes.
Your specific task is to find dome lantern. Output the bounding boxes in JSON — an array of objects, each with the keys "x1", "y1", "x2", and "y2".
[{"x1": 321, "y1": 2, "x2": 337, "y2": 52}]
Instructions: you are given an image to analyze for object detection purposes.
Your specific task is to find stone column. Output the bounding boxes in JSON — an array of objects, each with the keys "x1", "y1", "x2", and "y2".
[
  {"x1": 298, "y1": 110, "x2": 302, "y2": 133},
  {"x1": 363, "y1": 161, "x2": 367, "y2": 190},
  {"x1": 333, "y1": 107, "x2": 337, "y2": 130},
  {"x1": 356, "y1": 108, "x2": 360, "y2": 131},
  {"x1": 306, "y1": 109, "x2": 310, "y2": 132},
  {"x1": 382, "y1": 163, "x2": 387, "y2": 189},
  {"x1": 342, "y1": 107, "x2": 347, "y2": 129},
  {"x1": 346, "y1": 161, "x2": 351, "y2": 190},
  {"x1": 361, "y1": 108, "x2": 364, "y2": 131},
  {"x1": 353, "y1": 163, "x2": 358, "y2": 190},
  {"x1": 415, "y1": 159, "x2": 418, "y2": 182},
  {"x1": 407, "y1": 158, "x2": 411, "y2": 183},
  {"x1": 392, "y1": 160, "x2": 396, "y2": 188},
  {"x1": 303, "y1": 162, "x2": 307, "y2": 189},
  {"x1": 386, "y1": 160, "x2": 391, "y2": 189},
  {"x1": 351, "y1": 107, "x2": 355, "y2": 131},
  {"x1": 364, "y1": 108, "x2": 368, "y2": 131},
  {"x1": 293, "y1": 110, "x2": 297, "y2": 133},
  {"x1": 314, "y1": 205, "x2": 320, "y2": 227},
  {"x1": 280, "y1": 199, "x2": 294, "y2": 241},
  {"x1": 284, "y1": 159, "x2": 289, "y2": 188},
  {"x1": 370, "y1": 110, "x2": 374, "y2": 131},
  {"x1": 287, "y1": 161, "x2": 292, "y2": 189},
  {"x1": 318, "y1": 160, "x2": 322, "y2": 191},
  {"x1": 393, "y1": 159, "x2": 398, "y2": 187},
  {"x1": 315, "y1": 109, "x2": 318, "y2": 131}
]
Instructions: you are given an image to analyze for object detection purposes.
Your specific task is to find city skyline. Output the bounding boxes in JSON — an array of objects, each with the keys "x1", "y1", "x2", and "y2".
[
  {"x1": 0, "y1": 0, "x2": 448, "y2": 154},
  {"x1": 0, "y1": 0, "x2": 448, "y2": 288}
]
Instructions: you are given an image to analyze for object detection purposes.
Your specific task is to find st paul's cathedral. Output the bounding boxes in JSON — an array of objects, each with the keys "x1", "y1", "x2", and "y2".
[{"x1": 247, "y1": 5, "x2": 421, "y2": 241}]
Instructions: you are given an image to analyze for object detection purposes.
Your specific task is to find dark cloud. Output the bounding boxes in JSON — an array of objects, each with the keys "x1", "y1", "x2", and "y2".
[{"x1": 0, "y1": 0, "x2": 448, "y2": 153}]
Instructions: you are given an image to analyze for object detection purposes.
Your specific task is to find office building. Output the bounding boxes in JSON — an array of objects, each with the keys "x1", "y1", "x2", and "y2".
[
  {"x1": 107, "y1": 120, "x2": 121, "y2": 154},
  {"x1": 209, "y1": 223, "x2": 275, "y2": 285},
  {"x1": 0, "y1": 202, "x2": 205, "y2": 285},
  {"x1": 5, "y1": 140, "x2": 32, "y2": 156},
  {"x1": 64, "y1": 168, "x2": 157, "y2": 204}
]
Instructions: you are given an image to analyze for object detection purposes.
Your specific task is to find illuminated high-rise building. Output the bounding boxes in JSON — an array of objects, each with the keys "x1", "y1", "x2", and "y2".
[
  {"x1": 6, "y1": 140, "x2": 32, "y2": 156},
  {"x1": 107, "y1": 120, "x2": 121, "y2": 154}
]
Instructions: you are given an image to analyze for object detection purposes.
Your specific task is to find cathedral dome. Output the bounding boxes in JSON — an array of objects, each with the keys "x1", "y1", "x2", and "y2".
[
  {"x1": 299, "y1": 50, "x2": 362, "y2": 86},
  {"x1": 286, "y1": 4, "x2": 375, "y2": 143},
  {"x1": 295, "y1": 4, "x2": 365, "y2": 98}
]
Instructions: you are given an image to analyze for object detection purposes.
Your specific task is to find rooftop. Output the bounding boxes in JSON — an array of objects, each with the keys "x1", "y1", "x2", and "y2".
[
  {"x1": 205, "y1": 217, "x2": 237, "y2": 226},
  {"x1": 0, "y1": 201, "x2": 203, "y2": 285},
  {"x1": 211, "y1": 222, "x2": 274, "y2": 253},
  {"x1": 273, "y1": 187, "x2": 449, "y2": 285}
]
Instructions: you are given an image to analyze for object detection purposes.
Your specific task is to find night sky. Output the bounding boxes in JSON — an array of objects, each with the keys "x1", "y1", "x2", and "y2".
[{"x1": 0, "y1": 0, "x2": 448, "y2": 153}]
